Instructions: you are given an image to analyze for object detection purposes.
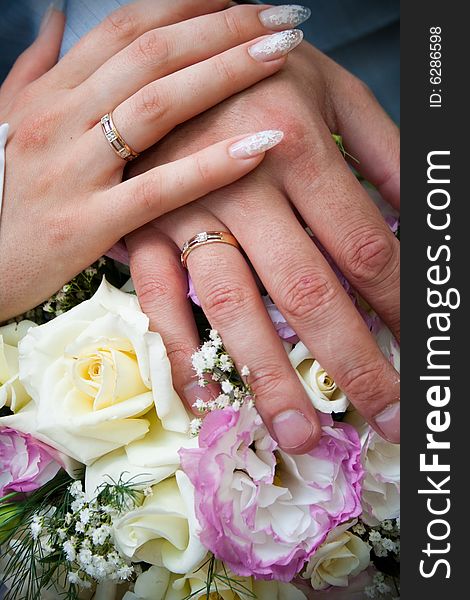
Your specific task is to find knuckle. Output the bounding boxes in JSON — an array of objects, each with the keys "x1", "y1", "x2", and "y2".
[
  {"x1": 165, "y1": 342, "x2": 195, "y2": 367},
  {"x1": 249, "y1": 367, "x2": 288, "y2": 402},
  {"x1": 132, "y1": 30, "x2": 171, "y2": 67},
  {"x1": 134, "y1": 173, "x2": 162, "y2": 217},
  {"x1": 213, "y1": 54, "x2": 237, "y2": 84},
  {"x1": 102, "y1": 6, "x2": 139, "y2": 41},
  {"x1": 285, "y1": 136, "x2": 331, "y2": 185},
  {"x1": 203, "y1": 282, "x2": 251, "y2": 324},
  {"x1": 193, "y1": 154, "x2": 212, "y2": 187},
  {"x1": 135, "y1": 272, "x2": 172, "y2": 309},
  {"x1": 131, "y1": 84, "x2": 168, "y2": 121},
  {"x1": 13, "y1": 108, "x2": 59, "y2": 151},
  {"x1": 132, "y1": 266, "x2": 188, "y2": 329},
  {"x1": 221, "y1": 7, "x2": 245, "y2": 40},
  {"x1": 340, "y1": 360, "x2": 388, "y2": 404},
  {"x1": 277, "y1": 268, "x2": 336, "y2": 322},
  {"x1": 342, "y1": 229, "x2": 397, "y2": 285},
  {"x1": 256, "y1": 109, "x2": 330, "y2": 183}
]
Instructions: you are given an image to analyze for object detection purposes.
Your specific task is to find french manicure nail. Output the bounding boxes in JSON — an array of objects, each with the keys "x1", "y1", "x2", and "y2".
[
  {"x1": 183, "y1": 382, "x2": 220, "y2": 412},
  {"x1": 229, "y1": 130, "x2": 284, "y2": 159},
  {"x1": 259, "y1": 5, "x2": 311, "y2": 30},
  {"x1": 272, "y1": 410, "x2": 315, "y2": 450},
  {"x1": 374, "y1": 403, "x2": 400, "y2": 443},
  {"x1": 248, "y1": 30, "x2": 304, "y2": 62}
]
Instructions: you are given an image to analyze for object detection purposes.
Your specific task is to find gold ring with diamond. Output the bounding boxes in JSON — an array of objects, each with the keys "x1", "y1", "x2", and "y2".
[
  {"x1": 180, "y1": 231, "x2": 240, "y2": 269},
  {"x1": 100, "y1": 112, "x2": 140, "y2": 162}
]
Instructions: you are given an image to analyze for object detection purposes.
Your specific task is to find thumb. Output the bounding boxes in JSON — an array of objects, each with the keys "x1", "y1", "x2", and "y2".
[{"x1": 0, "y1": 1, "x2": 66, "y2": 106}]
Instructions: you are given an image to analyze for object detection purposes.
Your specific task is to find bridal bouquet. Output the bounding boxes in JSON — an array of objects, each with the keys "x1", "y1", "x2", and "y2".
[{"x1": 0, "y1": 221, "x2": 400, "y2": 600}]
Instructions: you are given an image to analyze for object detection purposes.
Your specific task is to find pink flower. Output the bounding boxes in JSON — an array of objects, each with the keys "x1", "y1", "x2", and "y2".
[
  {"x1": 106, "y1": 240, "x2": 129, "y2": 264},
  {"x1": 262, "y1": 296, "x2": 299, "y2": 343},
  {"x1": 187, "y1": 274, "x2": 201, "y2": 307},
  {"x1": 180, "y1": 406, "x2": 363, "y2": 582},
  {"x1": 0, "y1": 428, "x2": 62, "y2": 497}
]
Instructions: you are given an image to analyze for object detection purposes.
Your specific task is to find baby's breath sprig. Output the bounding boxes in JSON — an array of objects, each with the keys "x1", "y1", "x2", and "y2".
[
  {"x1": 364, "y1": 571, "x2": 397, "y2": 599},
  {"x1": 42, "y1": 258, "x2": 108, "y2": 318},
  {"x1": 351, "y1": 517, "x2": 400, "y2": 561},
  {"x1": 351, "y1": 517, "x2": 400, "y2": 598},
  {"x1": 45, "y1": 478, "x2": 142, "y2": 593},
  {"x1": 189, "y1": 330, "x2": 254, "y2": 436},
  {"x1": 0, "y1": 474, "x2": 145, "y2": 600},
  {"x1": 95, "y1": 473, "x2": 147, "y2": 513},
  {"x1": 0, "y1": 470, "x2": 76, "y2": 600}
]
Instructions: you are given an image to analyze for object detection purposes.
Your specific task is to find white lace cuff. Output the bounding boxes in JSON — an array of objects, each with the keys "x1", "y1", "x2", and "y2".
[{"x1": 0, "y1": 123, "x2": 9, "y2": 219}]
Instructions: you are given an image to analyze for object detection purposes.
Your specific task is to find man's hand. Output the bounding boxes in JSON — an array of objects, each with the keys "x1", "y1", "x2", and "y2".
[{"x1": 126, "y1": 40, "x2": 400, "y2": 453}]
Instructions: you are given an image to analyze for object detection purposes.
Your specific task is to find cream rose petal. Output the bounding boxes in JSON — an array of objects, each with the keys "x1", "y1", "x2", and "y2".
[
  {"x1": 304, "y1": 521, "x2": 371, "y2": 590},
  {"x1": 347, "y1": 412, "x2": 400, "y2": 524},
  {"x1": 85, "y1": 447, "x2": 176, "y2": 499},
  {"x1": 1, "y1": 321, "x2": 36, "y2": 346},
  {"x1": 64, "y1": 309, "x2": 151, "y2": 388},
  {"x1": 174, "y1": 566, "x2": 307, "y2": 600},
  {"x1": 147, "y1": 333, "x2": 190, "y2": 433},
  {"x1": 376, "y1": 323, "x2": 400, "y2": 372},
  {"x1": 289, "y1": 343, "x2": 349, "y2": 414},
  {"x1": 113, "y1": 472, "x2": 206, "y2": 575},
  {"x1": 134, "y1": 566, "x2": 171, "y2": 598},
  {"x1": 122, "y1": 567, "x2": 188, "y2": 600},
  {"x1": 85, "y1": 410, "x2": 197, "y2": 498},
  {"x1": 123, "y1": 556, "x2": 308, "y2": 600},
  {"x1": 31, "y1": 357, "x2": 152, "y2": 463},
  {"x1": 125, "y1": 410, "x2": 197, "y2": 468},
  {"x1": 0, "y1": 321, "x2": 35, "y2": 412},
  {"x1": 253, "y1": 580, "x2": 308, "y2": 600},
  {"x1": 19, "y1": 280, "x2": 147, "y2": 397}
]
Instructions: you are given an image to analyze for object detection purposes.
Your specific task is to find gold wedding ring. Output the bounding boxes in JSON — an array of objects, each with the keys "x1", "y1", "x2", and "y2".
[
  {"x1": 100, "y1": 112, "x2": 140, "y2": 161},
  {"x1": 181, "y1": 231, "x2": 240, "y2": 269}
]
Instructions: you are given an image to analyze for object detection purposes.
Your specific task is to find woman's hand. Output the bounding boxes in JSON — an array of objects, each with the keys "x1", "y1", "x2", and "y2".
[
  {"x1": 0, "y1": 0, "x2": 305, "y2": 320},
  {"x1": 125, "y1": 40, "x2": 400, "y2": 454}
]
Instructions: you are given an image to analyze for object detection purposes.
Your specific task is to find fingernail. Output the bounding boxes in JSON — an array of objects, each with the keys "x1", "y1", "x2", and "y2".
[
  {"x1": 272, "y1": 410, "x2": 315, "y2": 450},
  {"x1": 248, "y1": 30, "x2": 304, "y2": 62},
  {"x1": 183, "y1": 382, "x2": 220, "y2": 412},
  {"x1": 259, "y1": 5, "x2": 311, "y2": 30},
  {"x1": 40, "y1": 1, "x2": 65, "y2": 33},
  {"x1": 229, "y1": 130, "x2": 284, "y2": 159},
  {"x1": 374, "y1": 403, "x2": 400, "y2": 443}
]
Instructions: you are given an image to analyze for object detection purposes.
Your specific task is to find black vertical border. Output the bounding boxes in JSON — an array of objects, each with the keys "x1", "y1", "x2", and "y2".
[{"x1": 401, "y1": 1, "x2": 466, "y2": 597}]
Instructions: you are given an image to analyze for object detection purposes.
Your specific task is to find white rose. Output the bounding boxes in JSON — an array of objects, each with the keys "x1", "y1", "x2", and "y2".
[
  {"x1": 123, "y1": 564, "x2": 307, "y2": 600},
  {"x1": 0, "y1": 320, "x2": 35, "y2": 412},
  {"x1": 85, "y1": 408, "x2": 197, "y2": 498},
  {"x1": 122, "y1": 566, "x2": 175, "y2": 600},
  {"x1": 114, "y1": 471, "x2": 206, "y2": 575},
  {"x1": 376, "y1": 324, "x2": 400, "y2": 372},
  {"x1": 361, "y1": 429, "x2": 400, "y2": 524},
  {"x1": 347, "y1": 412, "x2": 400, "y2": 524},
  {"x1": 2, "y1": 279, "x2": 190, "y2": 465},
  {"x1": 289, "y1": 343, "x2": 349, "y2": 413},
  {"x1": 303, "y1": 521, "x2": 371, "y2": 590}
]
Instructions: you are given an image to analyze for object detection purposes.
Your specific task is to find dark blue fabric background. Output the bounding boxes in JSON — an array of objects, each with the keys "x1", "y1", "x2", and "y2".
[{"x1": 0, "y1": 0, "x2": 399, "y2": 121}]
